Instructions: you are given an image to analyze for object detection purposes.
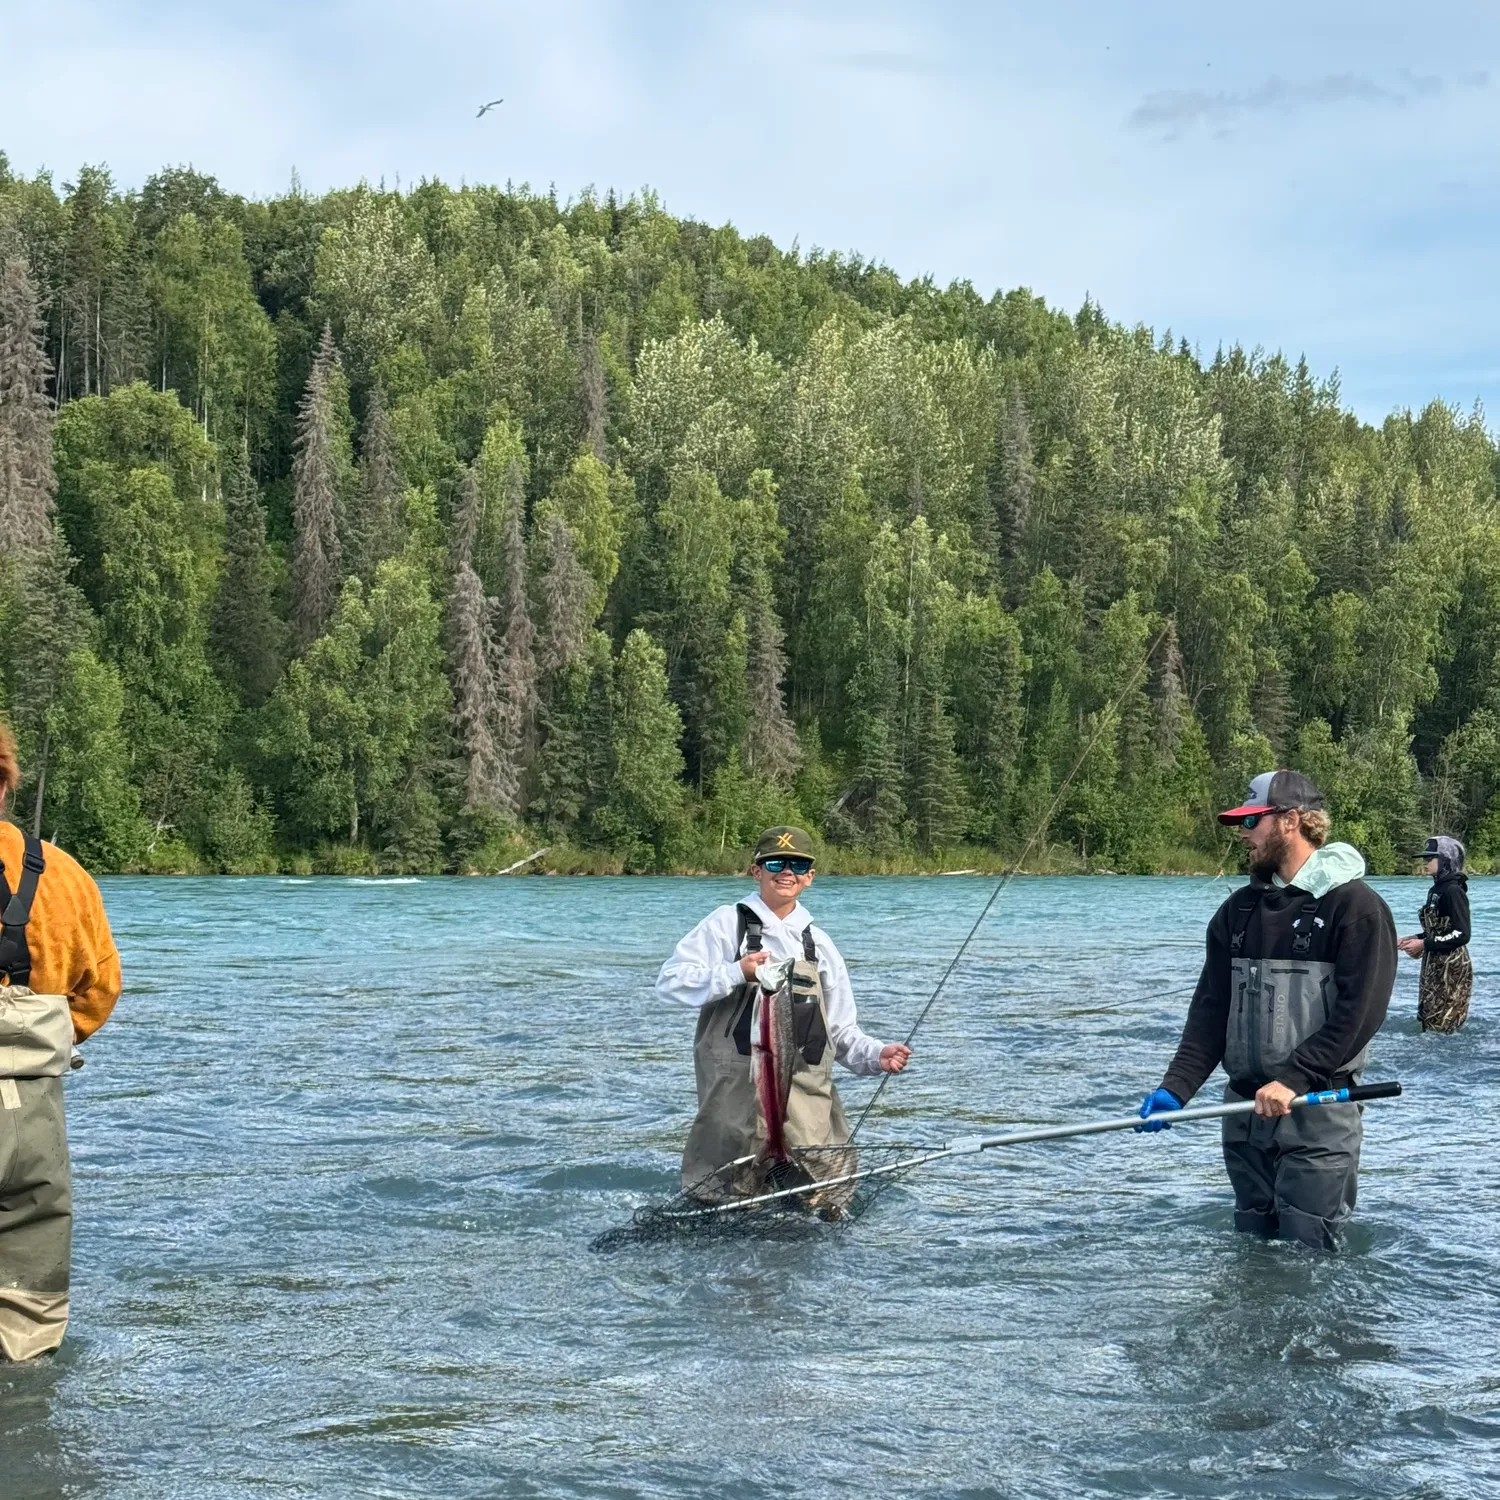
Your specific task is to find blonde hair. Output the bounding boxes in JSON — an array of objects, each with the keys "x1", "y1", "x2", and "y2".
[
  {"x1": 0, "y1": 722, "x2": 18, "y2": 809},
  {"x1": 1298, "y1": 808, "x2": 1330, "y2": 847}
]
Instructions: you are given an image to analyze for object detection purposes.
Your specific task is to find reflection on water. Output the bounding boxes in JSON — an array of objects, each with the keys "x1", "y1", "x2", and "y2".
[{"x1": 0, "y1": 874, "x2": 1496, "y2": 1498}]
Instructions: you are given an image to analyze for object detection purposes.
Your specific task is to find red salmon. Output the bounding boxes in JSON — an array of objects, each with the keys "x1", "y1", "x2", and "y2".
[{"x1": 750, "y1": 963, "x2": 796, "y2": 1165}]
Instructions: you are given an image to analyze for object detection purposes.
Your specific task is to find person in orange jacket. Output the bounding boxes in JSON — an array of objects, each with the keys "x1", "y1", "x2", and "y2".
[{"x1": 0, "y1": 723, "x2": 122, "y2": 1361}]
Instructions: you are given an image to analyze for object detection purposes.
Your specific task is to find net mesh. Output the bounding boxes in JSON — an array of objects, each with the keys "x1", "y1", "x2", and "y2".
[{"x1": 589, "y1": 1142, "x2": 934, "y2": 1252}]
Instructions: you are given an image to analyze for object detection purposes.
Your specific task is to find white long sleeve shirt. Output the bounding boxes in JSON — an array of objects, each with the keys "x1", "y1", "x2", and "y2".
[{"x1": 655, "y1": 893, "x2": 886, "y2": 1075}]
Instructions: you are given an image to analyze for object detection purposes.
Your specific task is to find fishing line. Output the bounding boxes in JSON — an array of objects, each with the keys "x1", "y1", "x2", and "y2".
[
  {"x1": 589, "y1": 620, "x2": 1178, "y2": 1251},
  {"x1": 848, "y1": 620, "x2": 1174, "y2": 1141}
]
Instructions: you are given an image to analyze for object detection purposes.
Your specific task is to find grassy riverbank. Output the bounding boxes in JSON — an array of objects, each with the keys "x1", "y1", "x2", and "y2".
[
  {"x1": 116, "y1": 830, "x2": 1485, "y2": 877},
  {"x1": 119, "y1": 831, "x2": 1238, "y2": 878}
]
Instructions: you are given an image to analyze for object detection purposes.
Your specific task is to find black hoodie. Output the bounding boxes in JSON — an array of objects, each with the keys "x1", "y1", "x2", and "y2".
[{"x1": 1423, "y1": 870, "x2": 1470, "y2": 953}]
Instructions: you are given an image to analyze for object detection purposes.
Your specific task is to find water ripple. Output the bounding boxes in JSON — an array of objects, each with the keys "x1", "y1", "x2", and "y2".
[{"x1": 0, "y1": 874, "x2": 1491, "y2": 1499}]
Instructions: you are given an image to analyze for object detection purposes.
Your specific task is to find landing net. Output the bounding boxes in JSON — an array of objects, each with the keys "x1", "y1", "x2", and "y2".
[
  {"x1": 588, "y1": 1142, "x2": 932, "y2": 1252},
  {"x1": 592, "y1": 627, "x2": 1175, "y2": 1253}
]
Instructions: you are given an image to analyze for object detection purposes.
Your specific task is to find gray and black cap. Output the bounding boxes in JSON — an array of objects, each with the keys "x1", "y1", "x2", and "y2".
[
  {"x1": 1417, "y1": 835, "x2": 1465, "y2": 870},
  {"x1": 1217, "y1": 769, "x2": 1324, "y2": 825}
]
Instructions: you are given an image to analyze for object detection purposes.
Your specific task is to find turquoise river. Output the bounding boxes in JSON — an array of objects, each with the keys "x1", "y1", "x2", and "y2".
[{"x1": 1, "y1": 874, "x2": 1496, "y2": 1499}]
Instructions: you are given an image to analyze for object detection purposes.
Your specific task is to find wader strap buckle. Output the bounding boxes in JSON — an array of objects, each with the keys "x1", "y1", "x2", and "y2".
[
  {"x1": 1229, "y1": 893, "x2": 1261, "y2": 956},
  {"x1": 1290, "y1": 897, "x2": 1323, "y2": 957}
]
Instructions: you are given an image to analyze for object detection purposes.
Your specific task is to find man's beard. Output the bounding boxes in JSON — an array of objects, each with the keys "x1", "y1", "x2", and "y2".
[{"x1": 1248, "y1": 823, "x2": 1289, "y2": 881}]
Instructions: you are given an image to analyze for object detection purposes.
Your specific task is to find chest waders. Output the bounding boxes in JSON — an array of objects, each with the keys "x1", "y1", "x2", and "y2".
[
  {"x1": 0, "y1": 836, "x2": 75, "y2": 1361},
  {"x1": 1418, "y1": 895, "x2": 1471, "y2": 1033},
  {"x1": 680, "y1": 906, "x2": 853, "y2": 1204},
  {"x1": 1218, "y1": 885, "x2": 1367, "y2": 1250}
]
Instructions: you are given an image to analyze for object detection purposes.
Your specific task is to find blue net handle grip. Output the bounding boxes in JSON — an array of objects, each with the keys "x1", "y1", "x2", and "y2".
[{"x1": 1305, "y1": 1081, "x2": 1402, "y2": 1105}]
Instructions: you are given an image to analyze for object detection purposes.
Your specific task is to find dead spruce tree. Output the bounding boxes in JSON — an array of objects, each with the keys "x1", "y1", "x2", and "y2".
[
  {"x1": 491, "y1": 460, "x2": 538, "y2": 808},
  {"x1": 447, "y1": 465, "x2": 508, "y2": 812},
  {"x1": 0, "y1": 257, "x2": 58, "y2": 560},
  {"x1": 744, "y1": 582, "x2": 800, "y2": 783},
  {"x1": 536, "y1": 510, "x2": 593, "y2": 676},
  {"x1": 289, "y1": 323, "x2": 344, "y2": 647}
]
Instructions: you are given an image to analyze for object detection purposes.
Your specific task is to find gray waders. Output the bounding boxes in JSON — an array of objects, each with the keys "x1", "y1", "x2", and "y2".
[
  {"x1": 0, "y1": 836, "x2": 74, "y2": 1361},
  {"x1": 681, "y1": 904, "x2": 852, "y2": 1204},
  {"x1": 1221, "y1": 888, "x2": 1371, "y2": 1250},
  {"x1": 1220, "y1": 1085, "x2": 1361, "y2": 1251}
]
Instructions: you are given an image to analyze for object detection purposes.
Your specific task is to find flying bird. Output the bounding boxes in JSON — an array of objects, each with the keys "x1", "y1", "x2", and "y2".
[{"x1": 476, "y1": 99, "x2": 504, "y2": 118}]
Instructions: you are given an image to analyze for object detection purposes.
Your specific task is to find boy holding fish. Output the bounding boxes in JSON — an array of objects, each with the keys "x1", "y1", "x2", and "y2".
[{"x1": 656, "y1": 827, "x2": 910, "y2": 1202}]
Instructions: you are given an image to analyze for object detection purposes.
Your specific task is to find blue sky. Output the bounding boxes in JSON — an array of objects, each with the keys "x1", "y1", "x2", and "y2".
[{"x1": 4, "y1": 0, "x2": 1498, "y2": 423}]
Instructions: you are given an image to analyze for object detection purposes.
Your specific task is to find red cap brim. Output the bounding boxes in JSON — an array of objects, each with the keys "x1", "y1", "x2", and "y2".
[{"x1": 1217, "y1": 803, "x2": 1273, "y2": 825}]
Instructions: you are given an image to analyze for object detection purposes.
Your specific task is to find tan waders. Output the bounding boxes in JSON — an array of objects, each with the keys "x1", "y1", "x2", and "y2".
[
  {"x1": 0, "y1": 835, "x2": 78, "y2": 1362},
  {"x1": 0, "y1": 986, "x2": 74, "y2": 1361},
  {"x1": 681, "y1": 904, "x2": 854, "y2": 1206}
]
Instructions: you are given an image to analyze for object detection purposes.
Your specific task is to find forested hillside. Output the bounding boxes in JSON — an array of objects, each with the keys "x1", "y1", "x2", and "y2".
[{"x1": 0, "y1": 155, "x2": 1496, "y2": 874}]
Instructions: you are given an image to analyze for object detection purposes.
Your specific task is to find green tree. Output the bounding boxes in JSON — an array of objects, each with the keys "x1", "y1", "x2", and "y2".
[
  {"x1": 596, "y1": 628, "x2": 684, "y2": 867},
  {"x1": 210, "y1": 436, "x2": 286, "y2": 707},
  {"x1": 262, "y1": 557, "x2": 449, "y2": 854}
]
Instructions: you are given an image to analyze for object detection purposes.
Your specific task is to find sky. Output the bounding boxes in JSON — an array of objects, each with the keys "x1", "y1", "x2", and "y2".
[{"x1": 4, "y1": 0, "x2": 1499, "y2": 424}]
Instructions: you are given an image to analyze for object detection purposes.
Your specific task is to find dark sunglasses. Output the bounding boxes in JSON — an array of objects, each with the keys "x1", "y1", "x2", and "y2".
[
  {"x1": 1237, "y1": 809, "x2": 1288, "y2": 830},
  {"x1": 759, "y1": 857, "x2": 814, "y2": 875}
]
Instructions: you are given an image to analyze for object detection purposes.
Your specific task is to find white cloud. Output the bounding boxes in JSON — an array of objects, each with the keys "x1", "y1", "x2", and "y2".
[{"x1": 4, "y1": 0, "x2": 1500, "y2": 420}]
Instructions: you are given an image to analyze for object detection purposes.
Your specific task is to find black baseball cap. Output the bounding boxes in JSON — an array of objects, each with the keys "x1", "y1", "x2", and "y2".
[{"x1": 1218, "y1": 769, "x2": 1324, "y2": 825}]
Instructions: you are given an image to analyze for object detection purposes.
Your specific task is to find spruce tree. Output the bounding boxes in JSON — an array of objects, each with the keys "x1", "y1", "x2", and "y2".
[
  {"x1": 0, "y1": 258, "x2": 57, "y2": 559},
  {"x1": 598, "y1": 628, "x2": 684, "y2": 867},
  {"x1": 701, "y1": 609, "x2": 750, "y2": 777},
  {"x1": 210, "y1": 436, "x2": 286, "y2": 707},
  {"x1": 445, "y1": 462, "x2": 507, "y2": 814},
  {"x1": 491, "y1": 462, "x2": 538, "y2": 805},
  {"x1": 536, "y1": 509, "x2": 593, "y2": 676},
  {"x1": 349, "y1": 384, "x2": 405, "y2": 579},
  {"x1": 1150, "y1": 617, "x2": 1187, "y2": 765},
  {"x1": 993, "y1": 378, "x2": 1035, "y2": 589},
  {"x1": 744, "y1": 581, "x2": 801, "y2": 783},
  {"x1": 449, "y1": 557, "x2": 508, "y2": 811},
  {"x1": 289, "y1": 323, "x2": 345, "y2": 647},
  {"x1": 907, "y1": 672, "x2": 968, "y2": 851},
  {"x1": 8, "y1": 526, "x2": 92, "y2": 835},
  {"x1": 580, "y1": 331, "x2": 607, "y2": 461},
  {"x1": 531, "y1": 658, "x2": 588, "y2": 836},
  {"x1": 452, "y1": 465, "x2": 482, "y2": 572},
  {"x1": 580, "y1": 632, "x2": 617, "y2": 829}
]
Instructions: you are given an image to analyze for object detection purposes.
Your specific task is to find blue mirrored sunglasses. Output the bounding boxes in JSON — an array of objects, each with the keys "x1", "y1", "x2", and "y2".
[
  {"x1": 1237, "y1": 809, "x2": 1288, "y2": 830},
  {"x1": 759, "y1": 856, "x2": 813, "y2": 875}
]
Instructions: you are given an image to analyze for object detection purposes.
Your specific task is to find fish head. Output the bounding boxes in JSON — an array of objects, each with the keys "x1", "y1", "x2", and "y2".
[{"x1": 756, "y1": 957, "x2": 795, "y2": 994}]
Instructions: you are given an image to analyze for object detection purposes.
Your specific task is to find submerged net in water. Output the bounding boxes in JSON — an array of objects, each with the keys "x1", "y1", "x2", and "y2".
[{"x1": 589, "y1": 1141, "x2": 936, "y2": 1252}]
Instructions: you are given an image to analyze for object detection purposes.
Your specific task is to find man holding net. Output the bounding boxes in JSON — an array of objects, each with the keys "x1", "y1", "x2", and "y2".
[
  {"x1": 1138, "y1": 771, "x2": 1396, "y2": 1250},
  {"x1": 657, "y1": 827, "x2": 910, "y2": 1205}
]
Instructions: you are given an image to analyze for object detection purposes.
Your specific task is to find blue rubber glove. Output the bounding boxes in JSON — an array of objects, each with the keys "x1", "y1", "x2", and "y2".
[{"x1": 1135, "y1": 1088, "x2": 1183, "y2": 1132}]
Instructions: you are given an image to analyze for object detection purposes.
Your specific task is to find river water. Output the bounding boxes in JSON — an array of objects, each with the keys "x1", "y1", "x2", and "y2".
[{"x1": 1, "y1": 874, "x2": 1495, "y2": 1499}]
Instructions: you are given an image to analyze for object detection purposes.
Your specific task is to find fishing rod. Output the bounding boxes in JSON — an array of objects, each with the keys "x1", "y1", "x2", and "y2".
[
  {"x1": 850, "y1": 620, "x2": 1175, "y2": 1140},
  {"x1": 672, "y1": 1081, "x2": 1404, "y2": 1221}
]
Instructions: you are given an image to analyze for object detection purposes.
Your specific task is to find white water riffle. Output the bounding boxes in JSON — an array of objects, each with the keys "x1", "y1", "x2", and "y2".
[{"x1": 3, "y1": 874, "x2": 1492, "y2": 1499}]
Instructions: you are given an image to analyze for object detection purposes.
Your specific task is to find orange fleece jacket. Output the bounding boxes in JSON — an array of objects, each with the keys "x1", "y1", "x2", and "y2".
[{"x1": 0, "y1": 822, "x2": 121, "y2": 1040}]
